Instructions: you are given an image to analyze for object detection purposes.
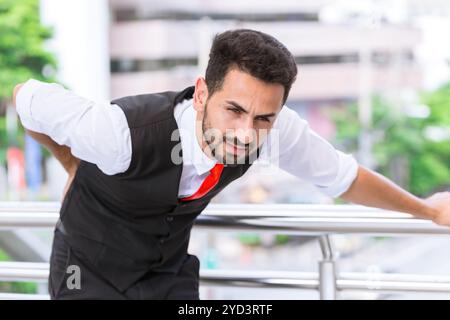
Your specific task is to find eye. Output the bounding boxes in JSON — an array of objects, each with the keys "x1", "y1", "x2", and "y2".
[
  {"x1": 228, "y1": 108, "x2": 242, "y2": 114},
  {"x1": 255, "y1": 117, "x2": 270, "y2": 123}
]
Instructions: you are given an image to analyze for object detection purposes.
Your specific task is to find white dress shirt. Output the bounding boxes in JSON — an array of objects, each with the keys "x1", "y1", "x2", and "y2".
[{"x1": 16, "y1": 79, "x2": 359, "y2": 198}]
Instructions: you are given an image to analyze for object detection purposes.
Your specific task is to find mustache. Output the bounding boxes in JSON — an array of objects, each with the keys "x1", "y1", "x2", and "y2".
[
  {"x1": 224, "y1": 136, "x2": 251, "y2": 149},
  {"x1": 206, "y1": 134, "x2": 252, "y2": 150}
]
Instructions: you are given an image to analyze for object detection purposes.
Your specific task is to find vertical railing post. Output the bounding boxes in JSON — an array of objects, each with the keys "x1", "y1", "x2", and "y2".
[{"x1": 318, "y1": 235, "x2": 337, "y2": 300}]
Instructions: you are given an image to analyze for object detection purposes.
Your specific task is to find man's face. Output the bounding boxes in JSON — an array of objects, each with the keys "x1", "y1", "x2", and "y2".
[{"x1": 193, "y1": 68, "x2": 284, "y2": 165}]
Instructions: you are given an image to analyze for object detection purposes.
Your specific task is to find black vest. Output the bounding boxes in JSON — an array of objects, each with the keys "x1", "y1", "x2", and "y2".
[{"x1": 59, "y1": 87, "x2": 256, "y2": 292}]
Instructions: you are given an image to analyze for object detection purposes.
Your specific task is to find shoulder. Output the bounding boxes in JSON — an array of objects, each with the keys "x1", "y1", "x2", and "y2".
[
  {"x1": 111, "y1": 91, "x2": 176, "y2": 129},
  {"x1": 111, "y1": 87, "x2": 195, "y2": 129}
]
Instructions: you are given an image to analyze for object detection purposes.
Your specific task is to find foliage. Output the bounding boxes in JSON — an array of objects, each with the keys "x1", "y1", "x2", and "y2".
[
  {"x1": 0, "y1": 0, "x2": 56, "y2": 100},
  {"x1": 0, "y1": 248, "x2": 38, "y2": 294},
  {"x1": 0, "y1": 0, "x2": 56, "y2": 164},
  {"x1": 331, "y1": 84, "x2": 450, "y2": 197}
]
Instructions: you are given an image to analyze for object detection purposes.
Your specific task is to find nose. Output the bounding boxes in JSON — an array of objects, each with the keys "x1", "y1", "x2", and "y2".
[{"x1": 234, "y1": 120, "x2": 255, "y2": 146}]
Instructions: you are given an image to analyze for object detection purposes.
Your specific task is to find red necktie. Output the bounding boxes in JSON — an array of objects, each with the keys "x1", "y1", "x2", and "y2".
[{"x1": 180, "y1": 163, "x2": 224, "y2": 201}]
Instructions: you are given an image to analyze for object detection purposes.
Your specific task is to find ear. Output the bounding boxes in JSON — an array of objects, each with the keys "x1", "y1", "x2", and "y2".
[{"x1": 193, "y1": 77, "x2": 208, "y2": 113}]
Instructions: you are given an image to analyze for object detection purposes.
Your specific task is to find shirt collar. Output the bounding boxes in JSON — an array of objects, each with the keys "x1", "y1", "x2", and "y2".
[{"x1": 176, "y1": 99, "x2": 217, "y2": 176}]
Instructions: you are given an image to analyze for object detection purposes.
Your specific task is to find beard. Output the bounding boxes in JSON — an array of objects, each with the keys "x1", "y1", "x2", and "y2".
[{"x1": 201, "y1": 102, "x2": 260, "y2": 166}]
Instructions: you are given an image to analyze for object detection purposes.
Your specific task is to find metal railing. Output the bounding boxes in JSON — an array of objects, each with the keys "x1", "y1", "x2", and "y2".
[{"x1": 1, "y1": 202, "x2": 450, "y2": 300}]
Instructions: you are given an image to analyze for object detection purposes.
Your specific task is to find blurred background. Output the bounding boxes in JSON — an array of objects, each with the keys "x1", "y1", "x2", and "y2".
[{"x1": 1, "y1": 0, "x2": 450, "y2": 299}]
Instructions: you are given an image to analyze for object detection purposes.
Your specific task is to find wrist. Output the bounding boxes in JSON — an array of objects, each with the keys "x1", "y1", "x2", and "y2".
[
  {"x1": 62, "y1": 156, "x2": 80, "y2": 175},
  {"x1": 420, "y1": 199, "x2": 439, "y2": 221},
  {"x1": 54, "y1": 147, "x2": 79, "y2": 173}
]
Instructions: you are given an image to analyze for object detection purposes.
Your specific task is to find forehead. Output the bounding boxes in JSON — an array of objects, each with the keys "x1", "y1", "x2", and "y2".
[{"x1": 213, "y1": 68, "x2": 285, "y2": 110}]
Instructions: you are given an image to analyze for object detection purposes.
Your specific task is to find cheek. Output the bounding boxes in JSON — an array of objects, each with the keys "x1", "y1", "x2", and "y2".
[
  {"x1": 211, "y1": 110, "x2": 235, "y2": 131},
  {"x1": 221, "y1": 110, "x2": 235, "y2": 121},
  {"x1": 254, "y1": 127, "x2": 271, "y2": 145},
  {"x1": 254, "y1": 121, "x2": 272, "y2": 131},
  {"x1": 203, "y1": 113, "x2": 226, "y2": 141}
]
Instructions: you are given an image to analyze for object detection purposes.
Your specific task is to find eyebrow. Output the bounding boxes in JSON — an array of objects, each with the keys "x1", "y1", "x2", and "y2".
[{"x1": 225, "y1": 100, "x2": 277, "y2": 118}]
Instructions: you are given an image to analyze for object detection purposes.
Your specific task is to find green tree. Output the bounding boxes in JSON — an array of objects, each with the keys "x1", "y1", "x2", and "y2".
[
  {"x1": 0, "y1": 0, "x2": 56, "y2": 163},
  {"x1": 0, "y1": 249, "x2": 37, "y2": 294},
  {"x1": 331, "y1": 85, "x2": 450, "y2": 197}
]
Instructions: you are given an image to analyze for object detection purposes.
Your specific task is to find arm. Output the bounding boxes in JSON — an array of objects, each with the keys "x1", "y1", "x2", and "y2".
[
  {"x1": 14, "y1": 81, "x2": 79, "y2": 174},
  {"x1": 340, "y1": 165, "x2": 450, "y2": 226},
  {"x1": 25, "y1": 131, "x2": 80, "y2": 176},
  {"x1": 13, "y1": 83, "x2": 80, "y2": 200},
  {"x1": 28, "y1": 131, "x2": 80, "y2": 201},
  {"x1": 268, "y1": 105, "x2": 450, "y2": 227},
  {"x1": 12, "y1": 79, "x2": 132, "y2": 200},
  {"x1": 12, "y1": 79, "x2": 131, "y2": 176}
]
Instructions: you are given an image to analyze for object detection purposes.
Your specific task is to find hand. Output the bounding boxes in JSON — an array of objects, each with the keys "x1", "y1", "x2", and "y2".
[
  {"x1": 21, "y1": 129, "x2": 80, "y2": 203},
  {"x1": 424, "y1": 192, "x2": 450, "y2": 227},
  {"x1": 61, "y1": 155, "x2": 80, "y2": 202}
]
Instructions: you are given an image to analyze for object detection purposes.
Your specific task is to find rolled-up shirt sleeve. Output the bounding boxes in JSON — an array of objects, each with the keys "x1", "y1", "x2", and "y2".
[
  {"x1": 15, "y1": 78, "x2": 132, "y2": 175},
  {"x1": 15, "y1": 79, "x2": 47, "y2": 133},
  {"x1": 259, "y1": 105, "x2": 359, "y2": 198}
]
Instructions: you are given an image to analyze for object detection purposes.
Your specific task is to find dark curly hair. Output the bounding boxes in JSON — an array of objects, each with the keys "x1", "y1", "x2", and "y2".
[{"x1": 205, "y1": 29, "x2": 297, "y2": 104}]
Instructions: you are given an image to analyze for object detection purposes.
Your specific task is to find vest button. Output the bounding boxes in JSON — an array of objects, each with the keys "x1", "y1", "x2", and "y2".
[{"x1": 166, "y1": 216, "x2": 174, "y2": 222}]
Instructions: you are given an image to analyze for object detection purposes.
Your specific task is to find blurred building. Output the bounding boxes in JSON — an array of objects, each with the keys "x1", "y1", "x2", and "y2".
[
  {"x1": 106, "y1": 0, "x2": 425, "y2": 203},
  {"x1": 1, "y1": 0, "x2": 449, "y2": 300},
  {"x1": 108, "y1": 0, "x2": 423, "y2": 140},
  {"x1": 34, "y1": 0, "x2": 450, "y2": 203}
]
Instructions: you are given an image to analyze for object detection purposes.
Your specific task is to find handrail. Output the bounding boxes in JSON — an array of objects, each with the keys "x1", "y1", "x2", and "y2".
[
  {"x1": 2, "y1": 262, "x2": 450, "y2": 297},
  {"x1": 0, "y1": 202, "x2": 449, "y2": 236},
  {"x1": 0, "y1": 201, "x2": 449, "y2": 300}
]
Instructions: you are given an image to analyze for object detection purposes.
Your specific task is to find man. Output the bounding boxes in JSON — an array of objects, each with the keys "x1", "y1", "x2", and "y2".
[{"x1": 12, "y1": 29, "x2": 450, "y2": 300}]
